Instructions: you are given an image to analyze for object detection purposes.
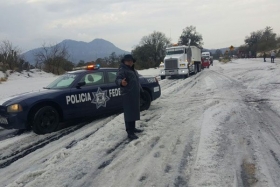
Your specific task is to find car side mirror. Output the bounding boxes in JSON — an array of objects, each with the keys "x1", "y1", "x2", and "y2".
[{"x1": 76, "y1": 81, "x2": 86, "y2": 88}]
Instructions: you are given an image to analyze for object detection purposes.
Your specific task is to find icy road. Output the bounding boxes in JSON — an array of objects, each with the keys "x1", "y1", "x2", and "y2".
[{"x1": 1, "y1": 59, "x2": 280, "y2": 187}]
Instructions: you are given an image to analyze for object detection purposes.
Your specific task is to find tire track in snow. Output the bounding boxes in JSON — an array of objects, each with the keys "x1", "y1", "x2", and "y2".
[
  {"x1": 197, "y1": 70, "x2": 280, "y2": 187},
  {"x1": 159, "y1": 79, "x2": 184, "y2": 90},
  {"x1": 0, "y1": 129, "x2": 29, "y2": 142},
  {"x1": 0, "y1": 124, "x2": 86, "y2": 169},
  {"x1": 68, "y1": 108, "x2": 163, "y2": 187},
  {"x1": 174, "y1": 134, "x2": 194, "y2": 187},
  {"x1": 0, "y1": 115, "x2": 117, "y2": 169}
]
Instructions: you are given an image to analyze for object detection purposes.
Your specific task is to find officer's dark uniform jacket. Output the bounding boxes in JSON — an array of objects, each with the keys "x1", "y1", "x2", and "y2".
[{"x1": 115, "y1": 63, "x2": 142, "y2": 122}]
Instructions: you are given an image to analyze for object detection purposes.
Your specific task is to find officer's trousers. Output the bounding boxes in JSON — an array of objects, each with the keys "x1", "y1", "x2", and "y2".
[{"x1": 125, "y1": 121, "x2": 135, "y2": 133}]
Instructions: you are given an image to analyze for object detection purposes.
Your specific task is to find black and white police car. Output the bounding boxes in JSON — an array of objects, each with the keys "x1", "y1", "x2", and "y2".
[{"x1": 0, "y1": 65, "x2": 161, "y2": 134}]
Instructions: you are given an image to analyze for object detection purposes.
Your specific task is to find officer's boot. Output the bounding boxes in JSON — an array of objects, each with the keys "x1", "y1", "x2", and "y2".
[
  {"x1": 127, "y1": 131, "x2": 139, "y2": 140},
  {"x1": 132, "y1": 122, "x2": 143, "y2": 133},
  {"x1": 134, "y1": 128, "x2": 144, "y2": 133}
]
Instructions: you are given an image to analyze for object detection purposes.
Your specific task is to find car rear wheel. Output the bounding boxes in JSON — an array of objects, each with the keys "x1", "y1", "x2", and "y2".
[
  {"x1": 160, "y1": 76, "x2": 166, "y2": 80},
  {"x1": 32, "y1": 106, "x2": 59, "y2": 134},
  {"x1": 140, "y1": 90, "x2": 151, "y2": 111}
]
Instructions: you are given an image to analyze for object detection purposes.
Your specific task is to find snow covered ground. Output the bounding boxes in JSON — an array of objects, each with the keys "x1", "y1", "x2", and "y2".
[
  {"x1": 0, "y1": 69, "x2": 57, "y2": 99},
  {"x1": 0, "y1": 59, "x2": 280, "y2": 186}
]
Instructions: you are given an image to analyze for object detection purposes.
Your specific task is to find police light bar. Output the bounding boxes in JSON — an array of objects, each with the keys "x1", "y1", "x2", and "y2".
[{"x1": 73, "y1": 64, "x2": 100, "y2": 71}]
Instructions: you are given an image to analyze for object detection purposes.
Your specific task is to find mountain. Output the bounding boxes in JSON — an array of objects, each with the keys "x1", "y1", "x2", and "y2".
[
  {"x1": 203, "y1": 47, "x2": 238, "y2": 54},
  {"x1": 23, "y1": 38, "x2": 129, "y2": 64}
]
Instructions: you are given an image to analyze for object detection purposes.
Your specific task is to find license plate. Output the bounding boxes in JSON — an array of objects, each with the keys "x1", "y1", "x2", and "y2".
[
  {"x1": 0, "y1": 116, "x2": 8, "y2": 124},
  {"x1": 166, "y1": 71, "x2": 174, "y2": 75},
  {"x1": 154, "y1": 86, "x2": 160, "y2": 92}
]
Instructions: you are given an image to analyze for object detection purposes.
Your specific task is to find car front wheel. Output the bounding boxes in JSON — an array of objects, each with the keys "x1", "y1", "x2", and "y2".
[
  {"x1": 140, "y1": 90, "x2": 151, "y2": 111},
  {"x1": 32, "y1": 106, "x2": 59, "y2": 134}
]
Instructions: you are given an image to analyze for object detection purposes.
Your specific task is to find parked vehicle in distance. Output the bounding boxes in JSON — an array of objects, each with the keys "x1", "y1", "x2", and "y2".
[
  {"x1": 201, "y1": 57, "x2": 211, "y2": 69},
  {"x1": 0, "y1": 65, "x2": 161, "y2": 134},
  {"x1": 202, "y1": 51, "x2": 213, "y2": 66}
]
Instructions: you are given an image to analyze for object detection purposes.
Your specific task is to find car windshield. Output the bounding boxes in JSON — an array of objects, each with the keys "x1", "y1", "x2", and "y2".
[
  {"x1": 45, "y1": 74, "x2": 77, "y2": 89},
  {"x1": 166, "y1": 48, "x2": 184, "y2": 55}
]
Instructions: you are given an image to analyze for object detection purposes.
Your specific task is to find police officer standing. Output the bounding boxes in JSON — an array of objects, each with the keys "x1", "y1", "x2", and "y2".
[{"x1": 115, "y1": 54, "x2": 143, "y2": 140}]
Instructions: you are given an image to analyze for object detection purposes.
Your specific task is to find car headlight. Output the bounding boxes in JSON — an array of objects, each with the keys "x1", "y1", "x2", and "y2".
[{"x1": 7, "y1": 104, "x2": 23, "y2": 113}]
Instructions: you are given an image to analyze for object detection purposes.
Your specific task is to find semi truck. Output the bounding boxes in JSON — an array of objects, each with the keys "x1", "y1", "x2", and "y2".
[{"x1": 160, "y1": 40, "x2": 202, "y2": 80}]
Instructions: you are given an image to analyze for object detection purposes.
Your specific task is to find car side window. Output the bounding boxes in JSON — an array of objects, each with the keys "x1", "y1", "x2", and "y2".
[
  {"x1": 107, "y1": 71, "x2": 117, "y2": 83},
  {"x1": 79, "y1": 72, "x2": 105, "y2": 86}
]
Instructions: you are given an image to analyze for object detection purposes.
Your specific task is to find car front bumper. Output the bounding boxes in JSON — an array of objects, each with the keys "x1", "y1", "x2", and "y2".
[{"x1": 0, "y1": 112, "x2": 27, "y2": 129}]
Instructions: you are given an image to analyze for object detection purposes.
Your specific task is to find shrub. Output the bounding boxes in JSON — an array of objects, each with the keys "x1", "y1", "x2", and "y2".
[
  {"x1": 0, "y1": 77, "x2": 7, "y2": 82},
  {"x1": 219, "y1": 57, "x2": 231, "y2": 63}
]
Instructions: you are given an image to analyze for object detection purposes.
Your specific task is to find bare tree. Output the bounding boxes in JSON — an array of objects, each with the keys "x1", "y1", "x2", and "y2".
[
  {"x1": 34, "y1": 43, "x2": 70, "y2": 74},
  {"x1": 0, "y1": 40, "x2": 22, "y2": 70}
]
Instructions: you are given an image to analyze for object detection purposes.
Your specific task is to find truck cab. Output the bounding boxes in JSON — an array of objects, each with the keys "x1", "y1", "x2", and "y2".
[{"x1": 160, "y1": 44, "x2": 202, "y2": 79}]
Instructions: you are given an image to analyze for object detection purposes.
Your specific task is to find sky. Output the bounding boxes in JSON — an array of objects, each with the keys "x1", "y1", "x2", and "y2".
[{"x1": 0, "y1": 0, "x2": 279, "y2": 53}]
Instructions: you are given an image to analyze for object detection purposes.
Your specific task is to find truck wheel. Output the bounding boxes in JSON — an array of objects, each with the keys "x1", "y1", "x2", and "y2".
[
  {"x1": 160, "y1": 76, "x2": 165, "y2": 80},
  {"x1": 197, "y1": 64, "x2": 201, "y2": 72},
  {"x1": 140, "y1": 90, "x2": 151, "y2": 111},
  {"x1": 193, "y1": 65, "x2": 197, "y2": 75},
  {"x1": 32, "y1": 106, "x2": 59, "y2": 134}
]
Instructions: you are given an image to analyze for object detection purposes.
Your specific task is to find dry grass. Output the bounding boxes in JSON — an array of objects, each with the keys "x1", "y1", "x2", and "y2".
[
  {"x1": 219, "y1": 58, "x2": 231, "y2": 63},
  {"x1": 0, "y1": 77, "x2": 7, "y2": 82}
]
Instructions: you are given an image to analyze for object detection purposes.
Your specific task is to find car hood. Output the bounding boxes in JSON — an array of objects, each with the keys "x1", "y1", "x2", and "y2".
[
  {"x1": 0, "y1": 89, "x2": 62, "y2": 106},
  {"x1": 139, "y1": 75, "x2": 159, "y2": 85}
]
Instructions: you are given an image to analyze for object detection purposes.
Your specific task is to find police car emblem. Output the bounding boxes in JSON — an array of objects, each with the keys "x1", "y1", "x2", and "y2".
[{"x1": 91, "y1": 87, "x2": 110, "y2": 109}]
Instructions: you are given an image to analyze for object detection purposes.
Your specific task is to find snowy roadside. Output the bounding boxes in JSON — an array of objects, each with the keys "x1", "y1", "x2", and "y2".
[
  {"x1": 213, "y1": 58, "x2": 280, "y2": 117},
  {"x1": 0, "y1": 69, "x2": 57, "y2": 99}
]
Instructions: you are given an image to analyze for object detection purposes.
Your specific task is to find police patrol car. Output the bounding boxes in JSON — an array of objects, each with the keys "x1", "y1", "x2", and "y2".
[{"x1": 0, "y1": 65, "x2": 161, "y2": 134}]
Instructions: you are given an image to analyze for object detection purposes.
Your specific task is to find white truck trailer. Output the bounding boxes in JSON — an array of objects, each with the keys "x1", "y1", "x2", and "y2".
[{"x1": 160, "y1": 43, "x2": 202, "y2": 79}]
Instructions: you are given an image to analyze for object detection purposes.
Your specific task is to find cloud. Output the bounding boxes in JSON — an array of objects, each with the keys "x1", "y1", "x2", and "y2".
[{"x1": 0, "y1": 0, "x2": 279, "y2": 52}]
